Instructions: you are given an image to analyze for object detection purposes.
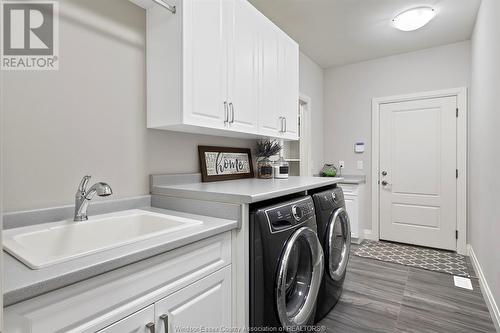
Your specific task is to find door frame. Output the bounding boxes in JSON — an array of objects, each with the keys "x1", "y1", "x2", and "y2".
[
  {"x1": 371, "y1": 87, "x2": 467, "y2": 255},
  {"x1": 299, "y1": 93, "x2": 312, "y2": 176}
]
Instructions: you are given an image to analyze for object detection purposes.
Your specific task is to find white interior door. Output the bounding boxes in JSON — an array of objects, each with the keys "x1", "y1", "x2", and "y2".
[{"x1": 379, "y1": 96, "x2": 457, "y2": 250}]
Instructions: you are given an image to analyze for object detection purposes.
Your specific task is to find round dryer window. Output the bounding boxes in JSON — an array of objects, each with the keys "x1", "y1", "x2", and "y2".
[
  {"x1": 327, "y1": 207, "x2": 351, "y2": 281},
  {"x1": 275, "y1": 227, "x2": 324, "y2": 330}
]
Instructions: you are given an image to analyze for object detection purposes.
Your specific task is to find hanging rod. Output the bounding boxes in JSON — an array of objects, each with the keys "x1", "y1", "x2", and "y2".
[{"x1": 152, "y1": 0, "x2": 176, "y2": 14}]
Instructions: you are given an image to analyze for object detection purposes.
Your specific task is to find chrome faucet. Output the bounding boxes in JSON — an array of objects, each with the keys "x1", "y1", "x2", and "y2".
[{"x1": 74, "y1": 175, "x2": 113, "y2": 221}]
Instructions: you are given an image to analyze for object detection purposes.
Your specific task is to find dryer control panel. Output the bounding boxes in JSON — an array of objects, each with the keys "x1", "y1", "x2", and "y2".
[{"x1": 264, "y1": 197, "x2": 315, "y2": 233}]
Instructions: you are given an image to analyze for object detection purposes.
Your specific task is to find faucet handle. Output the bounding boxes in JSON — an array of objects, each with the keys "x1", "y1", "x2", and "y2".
[{"x1": 77, "y1": 175, "x2": 91, "y2": 194}]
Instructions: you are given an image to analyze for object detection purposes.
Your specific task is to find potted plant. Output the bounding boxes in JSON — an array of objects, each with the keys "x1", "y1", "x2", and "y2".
[{"x1": 255, "y1": 139, "x2": 282, "y2": 179}]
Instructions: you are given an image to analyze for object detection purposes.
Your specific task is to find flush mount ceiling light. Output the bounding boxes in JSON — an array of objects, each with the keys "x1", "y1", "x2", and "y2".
[{"x1": 392, "y1": 7, "x2": 436, "y2": 31}]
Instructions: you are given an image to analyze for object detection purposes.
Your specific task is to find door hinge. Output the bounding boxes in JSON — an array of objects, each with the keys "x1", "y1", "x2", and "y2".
[
  {"x1": 456, "y1": 169, "x2": 458, "y2": 178},
  {"x1": 456, "y1": 108, "x2": 459, "y2": 118},
  {"x1": 456, "y1": 230, "x2": 459, "y2": 239}
]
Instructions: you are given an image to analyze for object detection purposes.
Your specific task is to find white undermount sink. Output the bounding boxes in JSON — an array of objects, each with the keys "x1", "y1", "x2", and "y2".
[{"x1": 3, "y1": 209, "x2": 203, "y2": 269}]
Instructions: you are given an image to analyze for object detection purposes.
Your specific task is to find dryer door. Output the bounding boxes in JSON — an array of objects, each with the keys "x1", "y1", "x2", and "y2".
[
  {"x1": 275, "y1": 227, "x2": 324, "y2": 329},
  {"x1": 327, "y1": 207, "x2": 351, "y2": 281}
]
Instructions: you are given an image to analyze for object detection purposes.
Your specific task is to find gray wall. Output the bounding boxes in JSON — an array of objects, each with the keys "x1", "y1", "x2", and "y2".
[
  {"x1": 299, "y1": 52, "x2": 324, "y2": 174},
  {"x1": 2, "y1": 0, "x2": 324, "y2": 213},
  {"x1": 469, "y1": 0, "x2": 500, "y2": 312},
  {"x1": 323, "y1": 41, "x2": 471, "y2": 232}
]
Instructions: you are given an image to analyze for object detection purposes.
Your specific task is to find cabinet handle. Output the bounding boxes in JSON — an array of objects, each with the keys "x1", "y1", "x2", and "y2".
[
  {"x1": 224, "y1": 101, "x2": 228, "y2": 125},
  {"x1": 146, "y1": 322, "x2": 155, "y2": 333},
  {"x1": 229, "y1": 102, "x2": 235, "y2": 124},
  {"x1": 160, "y1": 314, "x2": 169, "y2": 333},
  {"x1": 283, "y1": 117, "x2": 287, "y2": 133},
  {"x1": 279, "y1": 117, "x2": 283, "y2": 132}
]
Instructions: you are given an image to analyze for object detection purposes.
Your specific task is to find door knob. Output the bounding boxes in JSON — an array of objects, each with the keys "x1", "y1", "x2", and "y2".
[
  {"x1": 381, "y1": 180, "x2": 388, "y2": 186},
  {"x1": 381, "y1": 171, "x2": 387, "y2": 176}
]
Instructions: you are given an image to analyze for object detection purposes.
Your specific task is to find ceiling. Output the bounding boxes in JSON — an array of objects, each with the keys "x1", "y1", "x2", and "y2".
[{"x1": 248, "y1": 0, "x2": 481, "y2": 68}]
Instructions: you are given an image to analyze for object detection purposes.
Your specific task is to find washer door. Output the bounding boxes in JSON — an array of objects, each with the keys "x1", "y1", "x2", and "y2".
[
  {"x1": 275, "y1": 227, "x2": 324, "y2": 329},
  {"x1": 327, "y1": 207, "x2": 351, "y2": 281}
]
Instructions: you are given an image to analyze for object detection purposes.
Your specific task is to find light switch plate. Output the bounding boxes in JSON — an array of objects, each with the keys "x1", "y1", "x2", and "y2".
[{"x1": 357, "y1": 160, "x2": 363, "y2": 170}]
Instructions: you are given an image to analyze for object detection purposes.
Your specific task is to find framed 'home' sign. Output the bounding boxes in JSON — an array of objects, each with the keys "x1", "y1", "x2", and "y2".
[{"x1": 198, "y1": 146, "x2": 254, "y2": 182}]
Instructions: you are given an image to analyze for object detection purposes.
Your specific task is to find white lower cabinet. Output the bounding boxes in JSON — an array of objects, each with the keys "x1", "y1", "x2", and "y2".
[
  {"x1": 98, "y1": 266, "x2": 231, "y2": 333},
  {"x1": 97, "y1": 305, "x2": 155, "y2": 333},
  {"x1": 154, "y1": 266, "x2": 232, "y2": 333},
  {"x1": 340, "y1": 183, "x2": 365, "y2": 244}
]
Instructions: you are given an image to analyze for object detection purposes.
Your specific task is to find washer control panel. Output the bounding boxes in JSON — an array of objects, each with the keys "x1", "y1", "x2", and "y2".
[{"x1": 265, "y1": 197, "x2": 315, "y2": 232}]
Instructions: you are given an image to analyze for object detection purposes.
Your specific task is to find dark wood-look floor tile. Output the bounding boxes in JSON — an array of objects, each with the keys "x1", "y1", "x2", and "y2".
[
  {"x1": 319, "y1": 251, "x2": 496, "y2": 333},
  {"x1": 319, "y1": 256, "x2": 408, "y2": 333},
  {"x1": 396, "y1": 268, "x2": 496, "y2": 333}
]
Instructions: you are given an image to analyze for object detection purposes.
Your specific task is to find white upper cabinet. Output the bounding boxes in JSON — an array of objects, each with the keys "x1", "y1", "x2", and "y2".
[
  {"x1": 258, "y1": 16, "x2": 282, "y2": 137},
  {"x1": 138, "y1": 0, "x2": 299, "y2": 140},
  {"x1": 226, "y1": 0, "x2": 260, "y2": 134},
  {"x1": 279, "y1": 33, "x2": 299, "y2": 140},
  {"x1": 182, "y1": 0, "x2": 229, "y2": 129}
]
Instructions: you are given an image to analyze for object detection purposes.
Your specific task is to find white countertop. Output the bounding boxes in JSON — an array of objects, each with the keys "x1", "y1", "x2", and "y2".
[
  {"x1": 151, "y1": 175, "x2": 344, "y2": 203},
  {"x1": 338, "y1": 175, "x2": 366, "y2": 184}
]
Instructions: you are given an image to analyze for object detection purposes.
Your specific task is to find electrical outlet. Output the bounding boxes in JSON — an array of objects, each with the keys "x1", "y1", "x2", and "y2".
[
  {"x1": 357, "y1": 160, "x2": 363, "y2": 170},
  {"x1": 339, "y1": 161, "x2": 345, "y2": 169}
]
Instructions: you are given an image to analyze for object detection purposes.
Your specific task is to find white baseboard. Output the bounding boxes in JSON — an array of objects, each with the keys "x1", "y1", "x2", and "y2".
[
  {"x1": 468, "y1": 244, "x2": 500, "y2": 332},
  {"x1": 363, "y1": 229, "x2": 378, "y2": 241}
]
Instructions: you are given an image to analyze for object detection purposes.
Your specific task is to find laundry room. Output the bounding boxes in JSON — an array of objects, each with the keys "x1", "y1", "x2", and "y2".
[{"x1": 0, "y1": 0, "x2": 499, "y2": 332}]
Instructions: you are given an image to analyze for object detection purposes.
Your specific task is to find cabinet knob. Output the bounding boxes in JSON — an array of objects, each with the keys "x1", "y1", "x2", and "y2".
[
  {"x1": 146, "y1": 322, "x2": 155, "y2": 333},
  {"x1": 160, "y1": 314, "x2": 169, "y2": 332}
]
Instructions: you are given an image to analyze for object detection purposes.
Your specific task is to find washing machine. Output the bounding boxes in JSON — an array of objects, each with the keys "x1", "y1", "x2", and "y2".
[
  {"x1": 310, "y1": 186, "x2": 351, "y2": 322},
  {"x1": 250, "y1": 196, "x2": 324, "y2": 331}
]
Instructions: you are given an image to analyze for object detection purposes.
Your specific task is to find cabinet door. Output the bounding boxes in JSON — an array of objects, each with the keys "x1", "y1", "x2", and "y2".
[
  {"x1": 279, "y1": 34, "x2": 299, "y2": 140},
  {"x1": 227, "y1": 0, "x2": 259, "y2": 134},
  {"x1": 344, "y1": 194, "x2": 359, "y2": 239},
  {"x1": 183, "y1": 0, "x2": 230, "y2": 129},
  {"x1": 258, "y1": 17, "x2": 282, "y2": 138},
  {"x1": 154, "y1": 266, "x2": 232, "y2": 333},
  {"x1": 97, "y1": 305, "x2": 155, "y2": 333}
]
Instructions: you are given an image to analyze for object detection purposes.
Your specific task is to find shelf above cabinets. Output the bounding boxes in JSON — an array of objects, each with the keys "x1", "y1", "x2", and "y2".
[{"x1": 131, "y1": 0, "x2": 299, "y2": 140}]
